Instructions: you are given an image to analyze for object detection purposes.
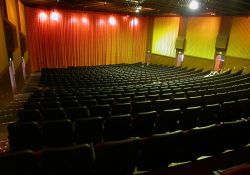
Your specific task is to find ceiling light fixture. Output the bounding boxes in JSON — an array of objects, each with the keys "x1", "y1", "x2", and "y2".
[{"x1": 189, "y1": 0, "x2": 200, "y2": 10}]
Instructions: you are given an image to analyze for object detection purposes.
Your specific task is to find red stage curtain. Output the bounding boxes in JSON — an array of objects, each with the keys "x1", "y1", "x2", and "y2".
[{"x1": 25, "y1": 7, "x2": 148, "y2": 72}]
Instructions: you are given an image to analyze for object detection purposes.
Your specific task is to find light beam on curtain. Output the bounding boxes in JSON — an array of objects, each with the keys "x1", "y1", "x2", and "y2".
[
  {"x1": 151, "y1": 17, "x2": 180, "y2": 57},
  {"x1": 227, "y1": 17, "x2": 250, "y2": 59},
  {"x1": 25, "y1": 8, "x2": 148, "y2": 72},
  {"x1": 185, "y1": 17, "x2": 221, "y2": 60}
]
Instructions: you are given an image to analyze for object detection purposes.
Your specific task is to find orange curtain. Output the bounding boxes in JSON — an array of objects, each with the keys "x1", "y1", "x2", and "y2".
[{"x1": 25, "y1": 7, "x2": 148, "y2": 72}]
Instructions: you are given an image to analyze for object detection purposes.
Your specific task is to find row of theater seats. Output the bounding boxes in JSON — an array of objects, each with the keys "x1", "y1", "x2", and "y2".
[
  {"x1": 0, "y1": 139, "x2": 139, "y2": 175},
  {"x1": 8, "y1": 115, "x2": 250, "y2": 153},
  {"x1": 40, "y1": 64, "x2": 207, "y2": 86},
  {"x1": 19, "y1": 97, "x2": 250, "y2": 124},
  {"x1": 28, "y1": 85, "x2": 250, "y2": 105},
  {"x1": 3, "y1": 118, "x2": 250, "y2": 174}
]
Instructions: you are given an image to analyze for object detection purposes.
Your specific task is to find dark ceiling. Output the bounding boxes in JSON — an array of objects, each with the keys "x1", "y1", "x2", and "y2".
[{"x1": 21, "y1": 0, "x2": 250, "y2": 16}]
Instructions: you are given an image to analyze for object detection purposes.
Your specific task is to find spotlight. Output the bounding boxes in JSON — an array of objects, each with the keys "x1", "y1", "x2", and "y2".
[
  {"x1": 189, "y1": 0, "x2": 199, "y2": 10},
  {"x1": 109, "y1": 16, "x2": 116, "y2": 26},
  {"x1": 131, "y1": 18, "x2": 138, "y2": 26},
  {"x1": 50, "y1": 11, "x2": 60, "y2": 21},
  {"x1": 38, "y1": 12, "x2": 48, "y2": 21}
]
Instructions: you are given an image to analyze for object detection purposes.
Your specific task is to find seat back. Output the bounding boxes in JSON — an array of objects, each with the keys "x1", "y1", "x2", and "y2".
[
  {"x1": 104, "y1": 114, "x2": 132, "y2": 141},
  {"x1": 8, "y1": 122, "x2": 43, "y2": 151},
  {"x1": 155, "y1": 108, "x2": 181, "y2": 133},
  {"x1": 41, "y1": 144, "x2": 94, "y2": 175},
  {"x1": 132, "y1": 111, "x2": 157, "y2": 137},
  {"x1": 42, "y1": 119, "x2": 73, "y2": 147},
  {"x1": 0, "y1": 150, "x2": 39, "y2": 175},
  {"x1": 75, "y1": 117, "x2": 103, "y2": 144},
  {"x1": 94, "y1": 138, "x2": 140, "y2": 175}
]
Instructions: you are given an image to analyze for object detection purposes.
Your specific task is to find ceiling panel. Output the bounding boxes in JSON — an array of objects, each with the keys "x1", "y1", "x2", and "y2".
[{"x1": 21, "y1": 0, "x2": 250, "y2": 16}]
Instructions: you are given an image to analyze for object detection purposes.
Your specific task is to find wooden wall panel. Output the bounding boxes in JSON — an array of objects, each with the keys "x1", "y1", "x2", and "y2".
[
  {"x1": 0, "y1": 67, "x2": 13, "y2": 109},
  {"x1": 151, "y1": 54, "x2": 175, "y2": 66},
  {"x1": 182, "y1": 55, "x2": 214, "y2": 71},
  {"x1": 224, "y1": 56, "x2": 250, "y2": 73}
]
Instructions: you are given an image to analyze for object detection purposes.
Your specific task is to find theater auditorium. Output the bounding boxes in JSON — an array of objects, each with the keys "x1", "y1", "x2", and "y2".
[{"x1": 0, "y1": 0, "x2": 249, "y2": 174}]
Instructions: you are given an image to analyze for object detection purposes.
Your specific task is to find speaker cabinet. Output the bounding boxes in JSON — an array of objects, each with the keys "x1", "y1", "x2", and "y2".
[
  {"x1": 3, "y1": 18, "x2": 18, "y2": 57},
  {"x1": 175, "y1": 37, "x2": 185, "y2": 50},
  {"x1": 20, "y1": 32, "x2": 27, "y2": 56},
  {"x1": 215, "y1": 35, "x2": 228, "y2": 51}
]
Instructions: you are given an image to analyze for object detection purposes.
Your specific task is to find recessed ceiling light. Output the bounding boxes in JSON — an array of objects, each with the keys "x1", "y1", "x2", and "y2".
[{"x1": 189, "y1": 0, "x2": 200, "y2": 10}]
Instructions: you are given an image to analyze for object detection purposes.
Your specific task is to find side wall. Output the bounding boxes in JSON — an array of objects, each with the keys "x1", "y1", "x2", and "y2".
[
  {"x1": 0, "y1": 0, "x2": 28, "y2": 108},
  {"x1": 148, "y1": 16, "x2": 250, "y2": 73}
]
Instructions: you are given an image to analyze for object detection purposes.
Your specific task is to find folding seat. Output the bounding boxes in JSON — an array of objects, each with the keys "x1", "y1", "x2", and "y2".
[
  {"x1": 221, "y1": 101, "x2": 238, "y2": 121},
  {"x1": 155, "y1": 108, "x2": 181, "y2": 133},
  {"x1": 60, "y1": 99, "x2": 80, "y2": 109},
  {"x1": 42, "y1": 101, "x2": 61, "y2": 110},
  {"x1": 23, "y1": 102, "x2": 42, "y2": 111},
  {"x1": 60, "y1": 95, "x2": 77, "y2": 101},
  {"x1": 219, "y1": 119, "x2": 249, "y2": 151},
  {"x1": 200, "y1": 103, "x2": 221, "y2": 126},
  {"x1": 132, "y1": 100, "x2": 152, "y2": 114},
  {"x1": 8, "y1": 122, "x2": 43, "y2": 151},
  {"x1": 181, "y1": 106, "x2": 202, "y2": 130},
  {"x1": 98, "y1": 98, "x2": 115, "y2": 106},
  {"x1": 108, "y1": 93, "x2": 122, "y2": 99},
  {"x1": 79, "y1": 99, "x2": 97, "y2": 108},
  {"x1": 235, "y1": 98, "x2": 250, "y2": 119},
  {"x1": 75, "y1": 117, "x2": 103, "y2": 144},
  {"x1": 132, "y1": 95, "x2": 146, "y2": 102},
  {"x1": 28, "y1": 97, "x2": 43, "y2": 103},
  {"x1": 132, "y1": 111, "x2": 157, "y2": 137},
  {"x1": 206, "y1": 88, "x2": 216, "y2": 95},
  {"x1": 77, "y1": 94, "x2": 94, "y2": 100},
  {"x1": 116, "y1": 97, "x2": 132, "y2": 103},
  {"x1": 203, "y1": 94, "x2": 217, "y2": 105},
  {"x1": 187, "y1": 96, "x2": 203, "y2": 107},
  {"x1": 171, "y1": 97, "x2": 187, "y2": 109},
  {"x1": 94, "y1": 94, "x2": 108, "y2": 100},
  {"x1": 173, "y1": 91, "x2": 186, "y2": 98},
  {"x1": 17, "y1": 109, "x2": 42, "y2": 123},
  {"x1": 43, "y1": 107, "x2": 66, "y2": 121},
  {"x1": 172, "y1": 88, "x2": 182, "y2": 93},
  {"x1": 65, "y1": 106, "x2": 89, "y2": 121},
  {"x1": 111, "y1": 103, "x2": 131, "y2": 115},
  {"x1": 224, "y1": 91, "x2": 238, "y2": 101},
  {"x1": 148, "y1": 90, "x2": 160, "y2": 95},
  {"x1": 147, "y1": 94, "x2": 160, "y2": 102},
  {"x1": 123, "y1": 92, "x2": 136, "y2": 98},
  {"x1": 137, "y1": 130, "x2": 193, "y2": 171},
  {"x1": 0, "y1": 150, "x2": 40, "y2": 175},
  {"x1": 160, "y1": 88, "x2": 172, "y2": 94},
  {"x1": 216, "y1": 92, "x2": 228, "y2": 104},
  {"x1": 152, "y1": 99, "x2": 171, "y2": 113},
  {"x1": 104, "y1": 114, "x2": 132, "y2": 141},
  {"x1": 41, "y1": 144, "x2": 94, "y2": 175},
  {"x1": 188, "y1": 124, "x2": 223, "y2": 157},
  {"x1": 236, "y1": 89, "x2": 247, "y2": 99},
  {"x1": 94, "y1": 138, "x2": 140, "y2": 175},
  {"x1": 161, "y1": 92, "x2": 173, "y2": 99},
  {"x1": 43, "y1": 96, "x2": 60, "y2": 101},
  {"x1": 89, "y1": 104, "x2": 111, "y2": 119},
  {"x1": 42, "y1": 119, "x2": 73, "y2": 147}
]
